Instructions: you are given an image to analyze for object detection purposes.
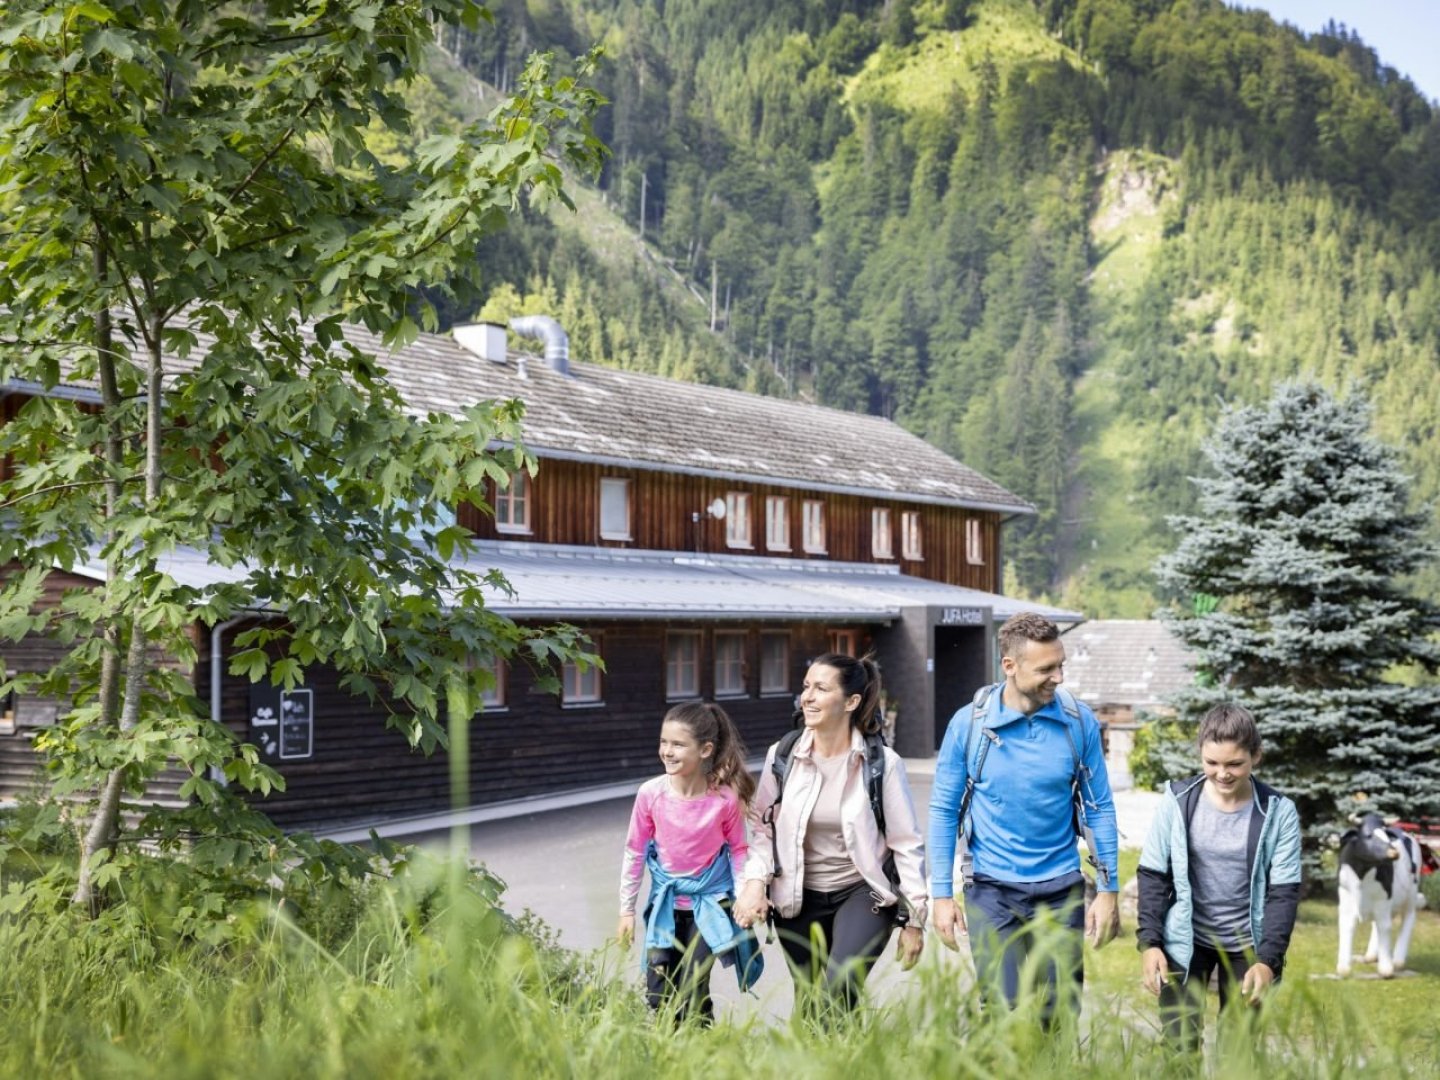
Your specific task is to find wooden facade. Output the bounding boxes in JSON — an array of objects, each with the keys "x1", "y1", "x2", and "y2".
[
  {"x1": 460, "y1": 458, "x2": 1004, "y2": 593},
  {"x1": 2, "y1": 334, "x2": 1037, "y2": 829},
  {"x1": 199, "y1": 618, "x2": 858, "y2": 829}
]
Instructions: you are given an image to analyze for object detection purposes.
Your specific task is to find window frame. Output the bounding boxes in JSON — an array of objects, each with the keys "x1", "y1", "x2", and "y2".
[
  {"x1": 903, "y1": 510, "x2": 924, "y2": 562},
  {"x1": 964, "y1": 517, "x2": 984, "y2": 565},
  {"x1": 666, "y1": 630, "x2": 703, "y2": 700},
  {"x1": 759, "y1": 632, "x2": 790, "y2": 696},
  {"x1": 713, "y1": 630, "x2": 748, "y2": 699},
  {"x1": 871, "y1": 507, "x2": 894, "y2": 559},
  {"x1": 725, "y1": 491, "x2": 752, "y2": 549},
  {"x1": 469, "y1": 653, "x2": 508, "y2": 712},
  {"x1": 562, "y1": 637, "x2": 603, "y2": 706},
  {"x1": 0, "y1": 680, "x2": 14, "y2": 736},
  {"x1": 598, "y1": 477, "x2": 632, "y2": 541},
  {"x1": 494, "y1": 470, "x2": 532, "y2": 535},
  {"x1": 828, "y1": 629, "x2": 858, "y2": 657},
  {"x1": 802, "y1": 499, "x2": 827, "y2": 554},
  {"x1": 765, "y1": 496, "x2": 791, "y2": 552}
]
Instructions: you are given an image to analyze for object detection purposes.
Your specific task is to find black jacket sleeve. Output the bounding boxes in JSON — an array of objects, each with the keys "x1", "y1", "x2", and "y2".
[
  {"x1": 1256, "y1": 879, "x2": 1301, "y2": 973},
  {"x1": 1135, "y1": 864, "x2": 1174, "y2": 952}
]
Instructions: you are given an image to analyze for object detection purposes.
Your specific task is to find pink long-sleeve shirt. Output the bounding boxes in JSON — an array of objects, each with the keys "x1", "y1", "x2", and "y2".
[{"x1": 619, "y1": 776, "x2": 749, "y2": 915}]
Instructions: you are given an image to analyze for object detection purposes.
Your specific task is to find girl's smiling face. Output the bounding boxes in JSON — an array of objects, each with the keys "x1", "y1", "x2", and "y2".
[
  {"x1": 658, "y1": 720, "x2": 713, "y2": 780},
  {"x1": 1202, "y1": 739, "x2": 1259, "y2": 799}
]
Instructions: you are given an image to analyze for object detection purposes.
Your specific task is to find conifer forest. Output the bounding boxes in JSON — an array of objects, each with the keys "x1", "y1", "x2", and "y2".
[{"x1": 423, "y1": 0, "x2": 1440, "y2": 614}]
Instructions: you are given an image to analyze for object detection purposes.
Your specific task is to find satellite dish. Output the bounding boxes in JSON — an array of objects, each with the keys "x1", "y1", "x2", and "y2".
[{"x1": 707, "y1": 498, "x2": 726, "y2": 520}]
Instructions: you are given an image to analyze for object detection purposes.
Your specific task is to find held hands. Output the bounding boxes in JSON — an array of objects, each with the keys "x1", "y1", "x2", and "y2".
[
  {"x1": 616, "y1": 913, "x2": 635, "y2": 951},
  {"x1": 1086, "y1": 890, "x2": 1120, "y2": 950},
  {"x1": 932, "y1": 896, "x2": 967, "y2": 951},
  {"x1": 896, "y1": 925, "x2": 924, "y2": 970},
  {"x1": 732, "y1": 879, "x2": 770, "y2": 929},
  {"x1": 1241, "y1": 961, "x2": 1275, "y2": 1005}
]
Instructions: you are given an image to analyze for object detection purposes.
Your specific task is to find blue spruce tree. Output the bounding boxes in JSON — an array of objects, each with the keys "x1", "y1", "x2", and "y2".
[{"x1": 1157, "y1": 382, "x2": 1440, "y2": 876}]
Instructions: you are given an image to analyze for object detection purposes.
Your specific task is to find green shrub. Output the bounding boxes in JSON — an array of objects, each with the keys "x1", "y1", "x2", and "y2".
[{"x1": 1128, "y1": 713, "x2": 1196, "y2": 791}]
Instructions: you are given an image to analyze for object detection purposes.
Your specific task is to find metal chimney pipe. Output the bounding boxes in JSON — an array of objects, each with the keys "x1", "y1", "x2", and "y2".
[{"x1": 507, "y1": 314, "x2": 570, "y2": 376}]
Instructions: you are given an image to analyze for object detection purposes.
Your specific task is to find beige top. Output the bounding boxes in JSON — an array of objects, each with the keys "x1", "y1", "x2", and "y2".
[{"x1": 803, "y1": 751, "x2": 864, "y2": 891}]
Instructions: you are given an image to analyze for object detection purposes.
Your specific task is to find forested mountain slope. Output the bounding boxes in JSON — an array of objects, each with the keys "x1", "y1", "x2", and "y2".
[{"x1": 429, "y1": 0, "x2": 1440, "y2": 613}]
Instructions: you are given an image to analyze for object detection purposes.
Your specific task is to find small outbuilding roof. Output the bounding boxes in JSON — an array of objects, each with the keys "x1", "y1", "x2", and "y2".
[{"x1": 1060, "y1": 619, "x2": 1194, "y2": 710}]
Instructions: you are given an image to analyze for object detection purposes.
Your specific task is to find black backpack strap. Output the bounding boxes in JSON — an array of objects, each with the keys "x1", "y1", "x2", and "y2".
[
  {"x1": 863, "y1": 731, "x2": 887, "y2": 837},
  {"x1": 955, "y1": 683, "x2": 1004, "y2": 889},
  {"x1": 764, "y1": 729, "x2": 804, "y2": 880},
  {"x1": 956, "y1": 683, "x2": 1000, "y2": 830}
]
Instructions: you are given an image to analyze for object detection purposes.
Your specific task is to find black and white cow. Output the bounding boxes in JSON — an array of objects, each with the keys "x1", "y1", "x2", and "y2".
[{"x1": 1336, "y1": 813, "x2": 1426, "y2": 978}]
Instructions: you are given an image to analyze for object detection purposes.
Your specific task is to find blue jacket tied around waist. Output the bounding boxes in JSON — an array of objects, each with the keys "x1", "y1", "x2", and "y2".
[{"x1": 643, "y1": 842, "x2": 764, "y2": 991}]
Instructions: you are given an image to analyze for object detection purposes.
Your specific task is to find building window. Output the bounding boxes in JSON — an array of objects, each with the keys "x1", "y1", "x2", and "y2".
[
  {"x1": 725, "y1": 492, "x2": 752, "y2": 549},
  {"x1": 766, "y1": 496, "x2": 790, "y2": 551},
  {"x1": 562, "y1": 641, "x2": 602, "y2": 705},
  {"x1": 666, "y1": 631, "x2": 702, "y2": 699},
  {"x1": 802, "y1": 499, "x2": 826, "y2": 554},
  {"x1": 872, "y1": 507, "x2": 893, "y2": 559},
  {"x1": 829, "y1": 629, "x2": 858, "y2": 657},
  {"x1": 759, "y1": 632, "x2": 790, "y2": 694},
  {"x1": 965, "y1": 518, "x2": 983, "y2": 565},
  {"x1": 469, "y1": 654, "x2": 507, "y2": 710},
  {"x1": 495, "y1": 470, "x2": 531, "y2": 534},
  {"x1": 599, "y1": 477, "x2": 631, "y2": 540},
  {"x1": 903, "y1": 511, "x2": 924, "y2": 561},
  {"x1": 715, "y1": 632, "x2": 747, "y2": 697}
]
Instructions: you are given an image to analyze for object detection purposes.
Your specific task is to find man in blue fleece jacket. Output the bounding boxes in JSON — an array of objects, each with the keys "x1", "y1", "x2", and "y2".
[{"x1": 929, "y1": 612, "x2": 1120, "y2": 1028}]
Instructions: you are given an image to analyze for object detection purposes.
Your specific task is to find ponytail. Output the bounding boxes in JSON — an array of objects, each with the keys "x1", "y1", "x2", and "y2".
[
  {"x1": 663, "y1": 701, "x2": 757, "y2": 804},
  {"x1": 811, "y1": 651, "x2": 883, "y2": 735}
]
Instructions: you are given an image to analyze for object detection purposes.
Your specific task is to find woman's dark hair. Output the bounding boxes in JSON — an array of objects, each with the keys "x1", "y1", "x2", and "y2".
[
  {"x1": 808, "y1": 652, "x2": 883, "y2": 735},
  {"x1": 663, "y1": 700, "x2": 756, "y2": 804},
  {"x1": 1198, "y1": 702, "x2": 1262, "y2": 757}
]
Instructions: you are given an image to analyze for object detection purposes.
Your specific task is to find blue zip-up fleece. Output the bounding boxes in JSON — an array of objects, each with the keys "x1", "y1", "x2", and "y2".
[
  {"x1": 642, "y1": 842, "x2": 764, "y2": 990},
  {"x1": 928, "y1": 688, "x2": 1119, "y2": 899},
  {"x1": 1135, "y1": 776, "x2": 1302, "y2": 974}
]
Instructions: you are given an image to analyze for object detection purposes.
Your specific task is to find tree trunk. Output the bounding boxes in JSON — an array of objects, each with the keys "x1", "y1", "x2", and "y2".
[{"x1": 72, "y1": 310, "x2": 163, "y2": 908}]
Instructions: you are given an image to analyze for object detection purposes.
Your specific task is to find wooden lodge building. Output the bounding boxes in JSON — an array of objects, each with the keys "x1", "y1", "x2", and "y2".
[{"x1": 1, "y1": 316, "x2": 1080, "y2": 832}]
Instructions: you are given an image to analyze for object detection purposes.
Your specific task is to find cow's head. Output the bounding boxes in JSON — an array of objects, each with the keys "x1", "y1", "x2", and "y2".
[{"x1": 1338, "y1": 812, "x2": 1401, "y2": 870}]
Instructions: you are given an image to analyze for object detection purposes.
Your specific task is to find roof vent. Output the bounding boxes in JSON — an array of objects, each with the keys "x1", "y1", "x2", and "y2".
[
  {"x1": 508, "y1": 314, "x2": 570, "y2": 376},
  {"x1": 452, "y1": 322, "x2": 508, "y2": 363}
]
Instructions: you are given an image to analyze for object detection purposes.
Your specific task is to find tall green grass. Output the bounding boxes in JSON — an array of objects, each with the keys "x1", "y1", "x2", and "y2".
[{"x1": 3, "y1": 849, "x2": 1434, "y2": 1079}]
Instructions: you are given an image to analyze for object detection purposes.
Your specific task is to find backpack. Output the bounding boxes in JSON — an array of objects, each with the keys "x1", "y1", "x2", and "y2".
[
  {"x1": 955, "y1": 683, "x2": 1110, "y2": 890},
  {"x1": 762, "y1": 726, "x2": 907, "y2": 923}
]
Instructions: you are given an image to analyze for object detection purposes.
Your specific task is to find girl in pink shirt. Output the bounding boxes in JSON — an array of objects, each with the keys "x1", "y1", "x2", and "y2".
[{"x1": 617, "y1": 701, "x2": 757, "y2": 1023}]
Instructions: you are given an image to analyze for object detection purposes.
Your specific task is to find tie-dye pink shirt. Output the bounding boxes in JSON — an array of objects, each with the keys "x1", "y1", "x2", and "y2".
[{"x1": 619, "y1": 776, "x2": 748, "y2": 914}]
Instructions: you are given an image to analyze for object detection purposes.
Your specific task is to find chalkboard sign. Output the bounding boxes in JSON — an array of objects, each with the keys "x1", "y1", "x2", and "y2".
[
  {"x1": 248, "y1": 684, "x2": 281, "y2": 760},
  {"x1": 279, "y1": 689, "x2": 314, "y2": 760},
  {"x1": 249, "y1": 684, "x2": 315, "y2": 761}
]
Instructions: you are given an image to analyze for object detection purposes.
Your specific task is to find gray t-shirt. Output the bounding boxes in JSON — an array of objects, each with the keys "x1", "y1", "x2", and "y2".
[{"x1": 1189, "y1": 794, "x2": 1254, "y2": 952}]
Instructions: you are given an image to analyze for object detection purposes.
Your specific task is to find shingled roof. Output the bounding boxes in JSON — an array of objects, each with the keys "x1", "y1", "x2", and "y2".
[
  {"x1": 5, "y1": 317, "x2": 1030, "y2": 513},
  {"x1": 369, "y1": 323, "x2": 1031, "y2": 513}
]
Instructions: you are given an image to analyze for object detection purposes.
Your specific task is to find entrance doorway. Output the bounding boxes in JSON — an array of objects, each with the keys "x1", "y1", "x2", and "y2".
[{"x1": 933, "y1": 625, "x2": 990, "y2": 750}]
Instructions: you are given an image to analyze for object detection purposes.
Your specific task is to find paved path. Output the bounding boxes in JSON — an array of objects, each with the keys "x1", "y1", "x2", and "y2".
[{"x1": 404, "y1": 764, "x2": 1161, "y2": 1022}]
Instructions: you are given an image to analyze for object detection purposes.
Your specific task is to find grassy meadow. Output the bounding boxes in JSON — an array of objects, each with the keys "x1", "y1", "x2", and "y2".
[{"x1": 3, "y1": 839, "x2": 1438, "y2": 1079}]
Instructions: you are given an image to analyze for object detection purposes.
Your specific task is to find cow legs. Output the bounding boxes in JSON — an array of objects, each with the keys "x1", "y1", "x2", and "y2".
[
  {"x1": 1336, "y1": 895, "x2": 1359, "y2": 977},
  {"x1": 1362, "y1": 923, "x2": 1379, "y2": 963},
  {"x1": 1392, "y1": 904, "x2": 1418, "y2": 971},
  {"x1": 1371, "y1": 906, "x2": 1396, "y2": 978}
]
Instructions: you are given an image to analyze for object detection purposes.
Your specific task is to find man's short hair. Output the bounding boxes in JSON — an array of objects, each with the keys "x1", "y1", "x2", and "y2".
[
  {"x1": 1198, "y1": 703, "x2": 1262, "y2": 756},
  {"x1": 998, "y1": 612, "x2": 1061, "y2": 659}
]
